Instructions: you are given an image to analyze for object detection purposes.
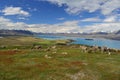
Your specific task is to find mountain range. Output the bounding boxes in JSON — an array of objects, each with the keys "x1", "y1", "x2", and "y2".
[
  {"x1": 115, "y1": 30, "x2": 120, "y2": 34},
  {"x1": 0, "y1": 30, "x2": 33, "y2": 36},
  {"x1": 0, "y1": 29, "x2": 120, "y2": 40}
]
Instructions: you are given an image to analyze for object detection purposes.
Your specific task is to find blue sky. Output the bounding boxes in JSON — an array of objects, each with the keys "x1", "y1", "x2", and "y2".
[{"x1": 0, "y1": 0, "x2": 120, "y2": 33}]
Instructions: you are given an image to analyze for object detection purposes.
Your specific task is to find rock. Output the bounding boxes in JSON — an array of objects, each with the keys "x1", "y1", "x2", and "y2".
[
  {"x1": 31, "y1": 45, "x2": 42, "y2": 49},
  {"x1": 0, "y1": 45, "x2": 6, "y2": 48},
  {"x1": 61, "y1": 52, "x2": 68, "y2": 55},
  {"x1": 51, "y1": 46, "x2": 56, "y2": 49},
  {"x1": 108, "y1": 52, "x2": 111, "y2": 55},
  {"x1": 12, "y1": 48, "x2": 19, "y2": 52},
  {"x1": 44, "y1": 54, "x2": 52, "y2": 59},
  {"x1": 45, "y1": 47, "x2": 51, "y2": 51},
  {"x1": 52, "y1": 51, "x2": 57, "y2": 54}
]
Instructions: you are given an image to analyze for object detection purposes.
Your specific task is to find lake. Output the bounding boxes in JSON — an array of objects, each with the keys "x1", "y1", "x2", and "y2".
[{"x1": 36, "y1": 34, "x2": 120, "y2": 49}]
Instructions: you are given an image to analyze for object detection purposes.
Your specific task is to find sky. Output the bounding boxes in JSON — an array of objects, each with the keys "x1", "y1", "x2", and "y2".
[{"x1": 0, "y1": 0, "x2": 120, "y2": 33}]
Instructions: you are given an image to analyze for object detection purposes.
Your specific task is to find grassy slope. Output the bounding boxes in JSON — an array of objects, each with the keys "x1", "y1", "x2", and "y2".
[{"x1": 0, "y1": 36, "x2": 120, "y2": 80}]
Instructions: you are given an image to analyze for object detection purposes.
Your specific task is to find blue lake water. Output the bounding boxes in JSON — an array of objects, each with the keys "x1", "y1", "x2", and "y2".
[{"x1": 36, "y1": 34, "x2": 120, "y2": 49}]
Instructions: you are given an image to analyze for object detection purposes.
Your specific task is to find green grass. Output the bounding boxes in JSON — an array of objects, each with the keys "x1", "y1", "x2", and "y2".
[{"x1": 0, "y1": 36, "x2": 120, "y2": 80}]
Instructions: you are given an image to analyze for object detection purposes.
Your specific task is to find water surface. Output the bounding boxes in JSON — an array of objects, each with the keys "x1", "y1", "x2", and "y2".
[{"x1": 36, "y1": 34, "x2": 120, "y2": 49}]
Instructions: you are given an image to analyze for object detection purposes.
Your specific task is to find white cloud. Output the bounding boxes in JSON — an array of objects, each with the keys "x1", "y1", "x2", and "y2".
[
  {"x1": 80, "y1": 15, "x2": 120, "y2": 23},
  {"x1": 57, "y1": 17, "x2": 65, "y2": 20},
  {"x1": 0, "y1": 16, "x2": 120, "y2": 33},
  {"x1": 0, "y1": 17, "x2": 79, "y2": 33},
  {"x1": 45, "y1": 0, "x2": 120, "y2": 15},
  {"x1": 26, "y1": 20, "x2": 120, "y2": 33},
  {"x1": 81, "y1": 17, "x2": 101, "y2": 22},
  {"x1": 81, "y1": 23, "x2": 120, "y2": 33},
  {"x1": 27, "y1": 20, "x2": 79, "y2": 33},
  {"x1": 1, "y1": 6, "x2": 30, "y2": 17},
  {"x1": 103, "y1": 16, "x2": 117, "y2": 22},
  {"x1": 101, "y1": 0, "x2": 120, "y2": 15},
  {"x1": 18, "y1": 17, "x2": 26, "y2": 20},
  {"x1": 18, "y1": 17, "x2": 28, "y2": 20},
  {"x1": 0, "y1": 17, "x2": 10, "y2": 22},
  {"x1": 0, "y1": 17, "x2": 27, "y2": 30},
  {"x1": 28, "y1": 7, "x2": 37, "y2": 11}
]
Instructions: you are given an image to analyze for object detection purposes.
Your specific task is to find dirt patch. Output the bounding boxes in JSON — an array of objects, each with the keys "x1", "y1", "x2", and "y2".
[
  {"x1": 58, "y1": 61, "x2": 84, "y2": 67},
  {"x1": 0, "y1": 50, "x2": 24, "y2": 55},
  {"x1": 0, "y1": 58, "x2": 14, "y2": 65},
  {"x1": 17, "y1": 65, "x2": 32, "y2": 71},
  {"x1": 70, "y1": 61, "x2": 83, "y2": 66},
  {"x1": 35, "y1": 62, "x2": 51, "y2": 71},
  {"x1": 17, "y1": 62, "x2": 50, "y2": 71}
]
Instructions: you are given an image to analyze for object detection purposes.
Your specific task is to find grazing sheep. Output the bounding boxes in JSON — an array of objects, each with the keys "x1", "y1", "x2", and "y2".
[
  {"x1": 92, "y1": 46, "x2": 99, "y2": 51},
  {"x1": 101, "y1": 46, "x2": 108, "y2": 53},
  {"x1": 100, "y1": 47, "x2": 114, "y2": 55},
  {"x1": 80, "y1": 46, "x2": 87, "y2": 53},
  {"x1": 107, "y1": 48, "x2": 119, "y2": 55}
]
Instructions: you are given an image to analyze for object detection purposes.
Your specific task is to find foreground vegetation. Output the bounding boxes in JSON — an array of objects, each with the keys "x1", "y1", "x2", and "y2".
[{"x1": 0, "y1": 36, "x2": 120, "y2": 80}]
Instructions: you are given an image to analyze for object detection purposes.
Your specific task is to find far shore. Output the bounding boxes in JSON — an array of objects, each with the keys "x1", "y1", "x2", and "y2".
[{"x1": 40, "y1": 33, "x2": 120, "y2": 41}]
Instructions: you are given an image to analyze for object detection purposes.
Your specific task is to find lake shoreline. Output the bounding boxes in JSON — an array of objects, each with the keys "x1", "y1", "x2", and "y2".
[
  {"x1": 38, "y1": 33, "x2": 120, "y2": 41},
  {"x1": 36, "y1": 34, "x2": 120, "y2": 49}
]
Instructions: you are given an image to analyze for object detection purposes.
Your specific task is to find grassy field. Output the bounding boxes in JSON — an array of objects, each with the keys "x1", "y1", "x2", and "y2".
[{"x1": 0, "y1": 36, "x2": 120, "y2": 80}]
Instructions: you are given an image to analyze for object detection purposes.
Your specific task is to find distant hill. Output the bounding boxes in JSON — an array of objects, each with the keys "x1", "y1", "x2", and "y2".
[
  {"x1": 91, "y1": 32, "x2": 108, "y2": 35},
  {"x1": 0, "y1": 30, "x2": 33, "y2": 36},
  {"x1": 115, "y1": 30, "x2": 120, "y2": 34}
]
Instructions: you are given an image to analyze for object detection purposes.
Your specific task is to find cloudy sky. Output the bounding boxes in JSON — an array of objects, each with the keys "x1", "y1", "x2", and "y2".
[{"x1": 0, "y1": 0, "x2": 120, "y2": 33}]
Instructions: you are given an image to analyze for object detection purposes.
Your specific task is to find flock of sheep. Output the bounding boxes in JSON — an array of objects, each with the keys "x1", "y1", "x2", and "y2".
[{"x1": 31, "y1": 44, "x2": 120, "y2": 59}]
